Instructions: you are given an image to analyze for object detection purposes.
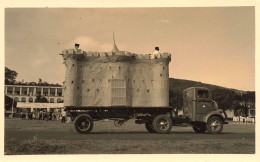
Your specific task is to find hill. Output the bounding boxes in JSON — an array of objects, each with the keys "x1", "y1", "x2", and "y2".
[{"x1": 169, "y1": 78, "x2": 252, "y2": 95}]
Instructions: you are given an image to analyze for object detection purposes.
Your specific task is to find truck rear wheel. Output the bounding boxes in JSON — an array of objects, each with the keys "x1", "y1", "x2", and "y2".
[
  {"x1": 74, "y1": 114, "x2": 93, "y2": 134},
  {"x1": 145, "y1": 123, "x2": 156, "y2": 133},
  {"x1": 206, "y1": 116, "x2": 223, "y2": 134},
  {"x1": 152, "y1": 115, "x2": 172, "y2": 134},
  {"x1": 192, "y1": 124, "x2": 206, "y2": 133}
]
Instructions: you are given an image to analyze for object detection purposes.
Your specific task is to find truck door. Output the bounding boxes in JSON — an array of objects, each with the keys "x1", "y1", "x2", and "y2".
[{"x1": 195, "y1": 89, "x2": 214, "y2": 121}]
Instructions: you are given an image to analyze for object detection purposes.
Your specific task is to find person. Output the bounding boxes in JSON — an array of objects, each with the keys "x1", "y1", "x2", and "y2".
[
  {"x1": 75, "y1": 43, "x2": 80, "y2": 50},
  {"x1": 74, "y1": 43, "x2": 83, "y2": 54},
  {"x1": 29, "y1": 112, "x2": 32, "y2": 120},
  {"x1": 153, "y1": 47, "x2": 159, "y2": 54},
  {"x1": 32, "y1": 113, "x2": 36, "y2": 120},
  {"x1": 61, "y1": 110, "x2": 66, "y2": 123},
  {"x1": 39, "y1": 111, "x2": 42, "y2": 120}
]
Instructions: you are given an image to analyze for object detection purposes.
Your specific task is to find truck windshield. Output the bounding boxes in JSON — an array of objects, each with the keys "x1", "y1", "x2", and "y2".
[{"x1": 197, "y1": 90, "x2": 209, "y2": 99}]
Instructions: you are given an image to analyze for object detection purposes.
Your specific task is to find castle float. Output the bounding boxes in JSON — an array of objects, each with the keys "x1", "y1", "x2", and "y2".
[{"x1": 60, "y1": 35, "x2": 171, "y2": 108}]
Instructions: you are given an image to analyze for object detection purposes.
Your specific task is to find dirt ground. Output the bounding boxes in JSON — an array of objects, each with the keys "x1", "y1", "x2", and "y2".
[{"x1": 4, "y1": 118, "x2": 255, "y2": 154}]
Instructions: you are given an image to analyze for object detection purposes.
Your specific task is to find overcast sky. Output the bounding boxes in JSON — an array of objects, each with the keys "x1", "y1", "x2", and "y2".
[{"x1": 5, "y1": 7, "x2": 255, "y2": 91}]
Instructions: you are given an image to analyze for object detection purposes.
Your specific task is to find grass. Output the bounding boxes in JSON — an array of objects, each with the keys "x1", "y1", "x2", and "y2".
[
  {"x1": 4, "y1": 118, "x2": 255, "y2": 154},
  {"x1": 5, "y1": 137, "x2": 255, "y2": 154}
]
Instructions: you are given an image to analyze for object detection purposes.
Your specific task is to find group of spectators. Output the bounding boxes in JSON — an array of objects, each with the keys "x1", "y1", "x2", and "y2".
[{"x1": 20, "y1": 109, "x2": 67, "y2": 123}]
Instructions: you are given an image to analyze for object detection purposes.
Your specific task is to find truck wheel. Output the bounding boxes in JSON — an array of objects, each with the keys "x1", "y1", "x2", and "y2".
[
  {"x1": 206, "y1": 116, "x2": 223, "y2": 134},
  {"x1": 152, "y1": 115, "x2": 172, "y2": 134},
  {"x1": 145, "y1": 123, "x2": 156, "y2": 133},
  {"x1": 74, "y1": 114, "x2": 93, "y2": 134},
  {"x1": 192, "y1": 124, "x2": 206, "y2": 133}
]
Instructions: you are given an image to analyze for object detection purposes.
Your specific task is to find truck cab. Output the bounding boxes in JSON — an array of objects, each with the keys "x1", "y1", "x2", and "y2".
[{"x1": 183, "y1": 87, "x2": 226, "y2": 134}]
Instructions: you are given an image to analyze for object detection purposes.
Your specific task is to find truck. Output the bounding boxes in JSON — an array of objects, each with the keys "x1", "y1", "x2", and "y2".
[{"x1": 60, "y1": 42, "x2": 227, "y2": 134}]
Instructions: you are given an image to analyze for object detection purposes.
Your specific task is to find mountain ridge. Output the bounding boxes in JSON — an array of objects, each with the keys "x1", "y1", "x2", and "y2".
[{"x1": 169, "y1": 78, "x2": 253, "y2": 95}]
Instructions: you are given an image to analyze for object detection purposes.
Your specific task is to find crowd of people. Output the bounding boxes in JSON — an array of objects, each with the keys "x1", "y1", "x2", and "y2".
[{"x1": 20, "y1": 109, "x2": 68, "y2": 123}]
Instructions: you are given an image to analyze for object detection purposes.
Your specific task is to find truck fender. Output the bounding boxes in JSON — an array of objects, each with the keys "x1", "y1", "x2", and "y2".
[{"x1": 202, "y1": 109, "x2": 225, "y2": 123}]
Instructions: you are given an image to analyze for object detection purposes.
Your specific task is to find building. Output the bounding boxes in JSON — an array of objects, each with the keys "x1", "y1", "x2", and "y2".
[{"x1": 4, "y1": 85, "x2": 64, "y2": 112}]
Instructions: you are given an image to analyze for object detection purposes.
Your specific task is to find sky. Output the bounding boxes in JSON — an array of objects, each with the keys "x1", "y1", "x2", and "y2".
[{"x1": 5, "y1": 7, "x2": 255, "y2": 91}]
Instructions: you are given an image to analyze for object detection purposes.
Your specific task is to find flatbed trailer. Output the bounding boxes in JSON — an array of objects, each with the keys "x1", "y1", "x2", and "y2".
[{"x1": 66, "y1": 106, "x2": 175, "y2": 134}]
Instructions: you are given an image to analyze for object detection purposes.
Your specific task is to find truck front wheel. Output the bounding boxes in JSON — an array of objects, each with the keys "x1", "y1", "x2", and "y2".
[
  {"x1": 152, "y1": 115, "x2": 172, "y2": 134},
  {"x1": 206, "y1": 116, "x2": 223, "y2": 134},
  {"x1": 74, "y1": 114, "x2": 94, "y2": 134}
]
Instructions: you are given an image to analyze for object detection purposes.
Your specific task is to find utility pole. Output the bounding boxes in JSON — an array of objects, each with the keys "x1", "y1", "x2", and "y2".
[{"x1": 11, "y1": 97, "x2": 14, "y2": 118}]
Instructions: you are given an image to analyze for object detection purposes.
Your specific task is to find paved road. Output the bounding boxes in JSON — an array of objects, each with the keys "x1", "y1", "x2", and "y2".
[{"x1": 5, "y1": 118, "x2": 255, "y2": 141}]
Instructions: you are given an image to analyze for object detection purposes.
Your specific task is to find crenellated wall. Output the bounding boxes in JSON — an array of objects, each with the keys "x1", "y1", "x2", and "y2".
[{"x1": 61, "y1": 49, "x2": 171, "y2": 107}]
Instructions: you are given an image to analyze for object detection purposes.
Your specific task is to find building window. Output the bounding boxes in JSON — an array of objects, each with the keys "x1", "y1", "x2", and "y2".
[
  {"x1": 15, "y1": 87, "x2": 20, "y2": 95},
  {"x1": 36, "y1": 88, "x2": 41, "y2": 95},
  {"x1": 57, "y1": 98, "x2": 63, "y2": 103},
  {"x1": 43, "y1": 88, "x2": 48, "y2": 96},
  {"x1": 160, "y1": 74, "x2": 162, "y2": 77},
  {"x1": 163, "y1": 66, "x2": 165, "y2": 70},
  {"x1": 22, "y1": 87, "x2": 27, "y2": 95},
  {"x1": 147, "y1": 89, "x2": 150, "y2": 93},
  {"x1": 29, "y1": 87, "x2": 34, "y2": 96},
  {"x1": 50, "y1": 88, "x2": 55, "y2": 96},
  {"x1": 92, "y1": 79, "x2": 95, "y2": 82},
  {"x1": 14, "y1": 97, "x2": 19, "y2": 102},
  {"x1": 21, "y1": 97, "x2": 26, "y2": 102},
  {"x1": 87, "y1": 89, "x2": 90, "y2": 92},
  {"x1": 57, "y1": 88, "x2": 62, "y2": 96},
  {"x1": 7, "y1": 87, "x2": 13, "y2": 94},
  {"x1": 50, "y1": 98, "x2": 54, "y2": 103},
  {"x1": 29, "y1": 98, "x2": 33, "y2": 103}
]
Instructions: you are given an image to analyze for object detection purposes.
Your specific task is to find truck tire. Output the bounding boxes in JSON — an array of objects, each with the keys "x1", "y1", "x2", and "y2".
[
  {"x1": 74, "y1": 114, "x2": 93, "y2": 134},
  {"x1": 145, "y1": 123, "x2": 156, "y2": 133},
  {"x1": 152, "y1": 115, "x2": 172, "y2": 134},
  {"x1": 192, "y1": 124, "x2": 206, "y2": 133},
  {"x1": 206, "y1": 116, "x2": 223, "y2": 134}
]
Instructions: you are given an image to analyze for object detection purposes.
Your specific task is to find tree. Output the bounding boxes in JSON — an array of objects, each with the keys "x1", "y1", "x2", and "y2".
[
  {"x1": 5, "y1": 67, "x2": 18, "y2": 85},
  {"x1": 34, "y1": 95, "x2": 49, "y2": 103},
  {"x1": 5, "y1": 95, "x2": 17, "y2": 111},
  {"x1": 28, "y1": 82, "x2": 37, "y2": 86},
  {"x1": 169, "y1": 90, "x2": 183, "y2": 116},
  {"x1": 235, "y1": 92, "x2": 255, "y2": 117},
  {"x1": 38, "y1": 78, "x2": 43, "y2": 85},
  {"x1": 212, "y1": 89, "x2": 237, "y2": 119}
]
